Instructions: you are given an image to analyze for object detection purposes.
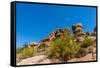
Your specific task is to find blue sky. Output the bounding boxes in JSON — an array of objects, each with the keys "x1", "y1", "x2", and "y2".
[{"x1": 16, "y1": 3, "x2": 96, "y2": 48}]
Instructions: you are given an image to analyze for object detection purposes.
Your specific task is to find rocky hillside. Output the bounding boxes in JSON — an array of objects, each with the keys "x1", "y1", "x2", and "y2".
[{"x1": 16, "y1": 23, "x2": 97, "y2": 65}]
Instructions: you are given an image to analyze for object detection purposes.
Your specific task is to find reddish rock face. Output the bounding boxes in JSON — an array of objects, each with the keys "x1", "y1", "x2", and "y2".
[{"x1": 41, "y1": 38, "x2": 50, "y2": 42}]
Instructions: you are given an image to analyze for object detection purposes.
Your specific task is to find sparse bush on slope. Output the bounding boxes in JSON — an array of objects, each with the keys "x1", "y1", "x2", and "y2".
[
  {"x1": 48, "y1": 34, "x2": 80, "y2": 61},
  {"x1": 16, "y1": 29, "x2": 96, "y2": 63},
  {"x1": 21, "y1": 47, "x2": 34, "y2": 58},
  {"x1": 76, "y1": 37, "x2": 95, "y2": 58},
  {"x1": 81, "y1": 37, "x2": 94, "y2": 48}
]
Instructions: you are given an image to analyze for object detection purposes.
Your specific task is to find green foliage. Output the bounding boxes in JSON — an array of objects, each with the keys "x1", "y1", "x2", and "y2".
[
  {"x1": 16, "y1": 28, "x2": 96, "y2": 63},
  {"x1": 48, "y1": 34, "x2": 80, "y2": 61},
  {"x1": 75, "y1": 48, "x2": 87, "y2": 58},
  {"x1": 21, "y1": 47, "x2": 34, "y2": 58},
  {"x1": 76, "y1": 37, "x2": 94, "y2": 57},
  {"x1": 81, "y1": 38, "x2": 94, "y2": 48},
  {"x1": 16, "y1": 47, "x2": 38, "y2": 61}
]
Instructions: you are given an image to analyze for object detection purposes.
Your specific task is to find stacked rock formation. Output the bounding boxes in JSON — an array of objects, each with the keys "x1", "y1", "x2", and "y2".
[{"x1": 72, "y1": 23, "x2": 86, "y2": 41}]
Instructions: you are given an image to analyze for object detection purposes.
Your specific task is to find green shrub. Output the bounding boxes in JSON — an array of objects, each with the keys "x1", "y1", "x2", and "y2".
[
  {"x1": 22, "y1": 47, "x2": 34, "y2": 58},
  {"x1": 48, "y1": 34, "x2": 80, "y2": 61},
  {"x1": 81, "y1": 38, "x2": 94, "y2": 48},
  {"x1": 75, "y1": 48, "x2": 87, "y2": 58},
  {"x1": 75, "y1": 38, "x2": 94, "y2": 58}
]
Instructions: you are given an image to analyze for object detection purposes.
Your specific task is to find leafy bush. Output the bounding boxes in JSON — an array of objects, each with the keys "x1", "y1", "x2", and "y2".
[
  {"x1": 81, "y1": 38, "x2": 94, "y2": 48},
  {"x1": 48, "y1": 34, "x2": 80, "y2": 61},
  {"x1": 21, "y1": 47, "x2": 34, "y2": 58},
  {"x1": 75, "y1": 48, "x2": 87, "y2": 58},
  {"x1": 75, "y1": 37, "x2": 94, "y2": 58}
]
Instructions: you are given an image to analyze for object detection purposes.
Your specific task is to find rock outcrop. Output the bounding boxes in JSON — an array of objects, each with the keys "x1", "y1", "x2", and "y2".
[{"x1": 72, "y1": 23, "x2": 86, "y2": 41}]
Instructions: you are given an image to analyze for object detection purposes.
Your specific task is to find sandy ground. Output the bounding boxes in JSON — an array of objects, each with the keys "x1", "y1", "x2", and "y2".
[
  {"x1": 68, "y1": 48, "x2": 96, "y2": 62},
  {"x1": 17, "y1": 55, "x2": 51, "y2": 65},
  {"x1": 17, "y1": 48, "x2": 96, "y2": 65},
  {"x1": 67, "y1": 53, "x2": 96, "y2": 62},
  {"x1": 17, "y1": 53, "x2": 96, "y2": 65}
]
